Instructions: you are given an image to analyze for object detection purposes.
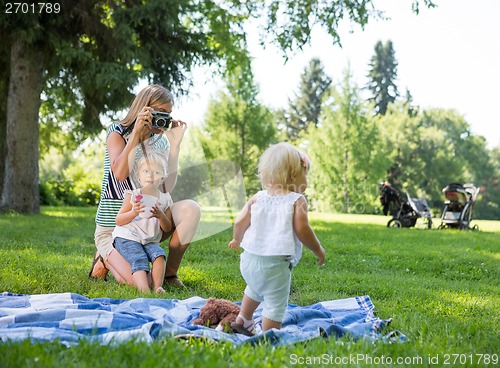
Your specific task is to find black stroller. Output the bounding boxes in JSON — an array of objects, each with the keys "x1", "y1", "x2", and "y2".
[
  {"x1": 379, "y1": 182, "x2": 433, "y2": 228},
  {"x1": 438, "y1": 183, "x2": 479, "y2": 230}
]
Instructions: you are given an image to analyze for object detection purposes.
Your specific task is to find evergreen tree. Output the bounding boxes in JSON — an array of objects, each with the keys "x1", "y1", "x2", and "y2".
[
  {"x1": 283, "y1": 58, "x2": 331, "y2": 141},
  {"x1": 366, "y1": 40, "x2": 399, "y2": 116},
  {"x1": 403, "y1": 88, "x2": 418, "y2": 117},
  {"x1": 307, "y1": 69, "x2": 388, "y2": 213},
  {"x1": 200, "y1": 68, "x2": 276, "y2": 194}
]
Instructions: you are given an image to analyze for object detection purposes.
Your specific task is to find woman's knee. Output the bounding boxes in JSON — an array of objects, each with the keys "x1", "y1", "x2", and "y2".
[
  {"x1": 184, "y1": 199, "x2": 201, "y2": 219},
  {"x1": 173, "y1": 199, "x2": 201, "y2": 224}
]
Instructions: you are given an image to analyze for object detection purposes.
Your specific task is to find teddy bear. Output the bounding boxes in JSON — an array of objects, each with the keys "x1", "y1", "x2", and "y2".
[{"x1": 191, "y1": 298, "x2": 240, "y2": 333}]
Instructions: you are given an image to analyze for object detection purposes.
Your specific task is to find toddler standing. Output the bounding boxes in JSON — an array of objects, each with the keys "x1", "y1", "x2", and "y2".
[{"x1": 228, "y1": 142, "x2": 326, "y2": 335}]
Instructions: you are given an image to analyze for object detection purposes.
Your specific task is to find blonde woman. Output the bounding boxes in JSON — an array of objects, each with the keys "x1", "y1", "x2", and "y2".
[
  {"x1": 90, "y1": 84, "x2": 200, "y2": 288},
  {"x1": 228, "y1": 142, "x2": 326, "y2": 335}
]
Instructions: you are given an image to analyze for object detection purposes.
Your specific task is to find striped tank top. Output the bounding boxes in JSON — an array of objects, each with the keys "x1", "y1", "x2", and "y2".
[{"x1": 95, "y1": 123, "x2": 170, "y2": 227}]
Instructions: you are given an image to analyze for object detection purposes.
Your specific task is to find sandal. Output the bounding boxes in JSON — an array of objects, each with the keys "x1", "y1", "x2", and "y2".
[
  {"x1": 230, "y1": 314, "x2": 256, "y2": 336},
  {"x1": 88, "y1": 252, "x2": 108, "y2": 281},
  {"x1": 163, "y1": 275, "x2": 186, "y2": 288}
]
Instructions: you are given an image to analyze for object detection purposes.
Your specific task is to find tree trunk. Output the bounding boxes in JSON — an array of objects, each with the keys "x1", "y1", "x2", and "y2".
[
  {"x1": 0, "y1": 56, "x2": 10, "y2": 199},
  {"x1": 343, "y1": 148, "x2": 349, "y2": 213},
  {"x1": 0, "y1": 38, "x2": 44, "y2": 213}
]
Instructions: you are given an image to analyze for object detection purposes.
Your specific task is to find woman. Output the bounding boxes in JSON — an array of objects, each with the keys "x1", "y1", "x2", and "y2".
[{"x1": 89, "y1": 84, "x2": 201, "y2": 287}]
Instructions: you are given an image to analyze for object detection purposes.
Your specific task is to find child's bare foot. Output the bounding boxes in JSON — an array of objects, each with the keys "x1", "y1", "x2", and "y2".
[{"x1": 155, "y1": 287, "x2": 165, "y2": 294}]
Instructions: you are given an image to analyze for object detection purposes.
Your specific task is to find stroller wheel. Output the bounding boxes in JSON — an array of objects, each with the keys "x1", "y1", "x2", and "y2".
[
  {"x1": 387, "y1": 219, "x2": 402, "y2": 228},
  {"x1": 427, "y1": 219, "x2": 433, "y2": 229},
  {"x1": 472, "y1": 224, "x2": 479, "y2": 231}
]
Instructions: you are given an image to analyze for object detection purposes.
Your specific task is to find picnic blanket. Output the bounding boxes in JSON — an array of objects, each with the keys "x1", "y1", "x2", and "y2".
[{"x1": 0, "y1": 292, "x2": 406, "y2": 346}]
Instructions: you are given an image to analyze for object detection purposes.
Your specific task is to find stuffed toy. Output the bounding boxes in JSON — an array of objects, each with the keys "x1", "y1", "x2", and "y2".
[{"x1": 191, "y1": 298, "x2": 240, "y2": 333}]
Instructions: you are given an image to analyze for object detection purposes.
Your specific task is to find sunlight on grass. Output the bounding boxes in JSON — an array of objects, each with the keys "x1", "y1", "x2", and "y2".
[
  {"x1": 470, "y1": 219, "x2": 500, "y2": 232},
  {"x1": 439, "y1": 290, "x2": 499, "y2": 310},
  {"x1": 41, "y1": 206, "x2": 95, "y2": 218},
  {"x1": 1, "y1": 205, "x2": 499, "y2": 366},
  {"x1": 310, "y1": 212, "x2": 389, "y2": 226}
]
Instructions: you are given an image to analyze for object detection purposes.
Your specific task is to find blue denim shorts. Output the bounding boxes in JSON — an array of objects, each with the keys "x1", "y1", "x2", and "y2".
[{"x1": 114, "y1": 237, "x2": 166, "y2": 274}]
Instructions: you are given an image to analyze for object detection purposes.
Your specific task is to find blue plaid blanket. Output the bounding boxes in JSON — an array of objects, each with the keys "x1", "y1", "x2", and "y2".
[{"x1": 0, "y1": 292, "x2": 406, "y2": 346}]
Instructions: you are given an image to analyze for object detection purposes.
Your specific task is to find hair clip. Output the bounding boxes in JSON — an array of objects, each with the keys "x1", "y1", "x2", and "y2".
[{"x1": 300, "y1": 154, "x2": 309, "y2": 169}]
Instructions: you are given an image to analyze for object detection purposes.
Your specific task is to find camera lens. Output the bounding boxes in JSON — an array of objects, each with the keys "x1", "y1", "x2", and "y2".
[{"x1": 155, "y1": 118, "x2": 167, "y2": 127}]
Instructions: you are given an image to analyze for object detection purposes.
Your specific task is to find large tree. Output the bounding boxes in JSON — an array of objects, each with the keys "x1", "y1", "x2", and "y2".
[
  {"x1": 0, "y1": 0, "x2": 250, "y2": 213},
  {"x1": 366, "y1": 40, "x2": 399, "y2": 116},
  {"x1": 0, "y1": 0, "x2": 436, "y2": 213}
]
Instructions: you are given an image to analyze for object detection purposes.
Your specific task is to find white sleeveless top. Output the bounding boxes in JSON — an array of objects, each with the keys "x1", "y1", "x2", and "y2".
[
  {"x1": 112, "y1": 189, "x2": 173, "y2": 244},
  {"x1": 241, "y1": 190, "x2": 303, "y2": 266}
]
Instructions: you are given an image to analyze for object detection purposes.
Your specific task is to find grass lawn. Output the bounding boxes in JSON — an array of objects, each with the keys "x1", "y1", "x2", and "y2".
[{"x1": 0, "y1": 206, "x2": 499, "y2": 367}]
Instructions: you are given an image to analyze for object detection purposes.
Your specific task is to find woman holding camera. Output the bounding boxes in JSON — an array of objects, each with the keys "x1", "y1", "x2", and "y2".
[{"x1": 89, "y1": 84, "x2": 201, "y2": 288}]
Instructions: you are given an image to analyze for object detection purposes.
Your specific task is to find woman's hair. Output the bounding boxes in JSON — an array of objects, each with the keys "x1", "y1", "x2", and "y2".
[
  {"x1": 120, "y1": 84, "x2": 174, "y2": 127},
  {"x1": 258, "y1": 142, "x2": 310, "y2": 188}
]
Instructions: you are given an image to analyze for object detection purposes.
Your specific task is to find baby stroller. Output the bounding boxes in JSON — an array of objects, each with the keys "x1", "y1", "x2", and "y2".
[
  {"x1": 379, "y1": 182, "x2": 433, "y2": 228},
  {"x1": 438, "y1": 183, "x2": 479, "y2": 230}
]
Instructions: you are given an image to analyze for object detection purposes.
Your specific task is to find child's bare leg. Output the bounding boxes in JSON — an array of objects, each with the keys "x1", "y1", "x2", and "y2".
[
  {"x1": 151, "y1": 256, "x2": 166, "y2": 293},
  {"x1": 238, "y1": 294, "x2": 260, "y2": 321},
  {"x1": 262, "y1": 317, "x2": 282, "y2": 332},
  {"x1": 231, "y1": 294, "x2": 259, "y2": 335},
  {"x1": 132, "y1": 270, "x2": 150, "y2": 293}
]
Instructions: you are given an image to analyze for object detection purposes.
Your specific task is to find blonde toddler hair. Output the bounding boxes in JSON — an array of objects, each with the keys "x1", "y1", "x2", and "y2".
[
  {"x1": 134, "y1": 150, "x2": 169, "y2": 184},
  {"x1": 258, "y1": 142, "x2": 310, "y2": 189}
]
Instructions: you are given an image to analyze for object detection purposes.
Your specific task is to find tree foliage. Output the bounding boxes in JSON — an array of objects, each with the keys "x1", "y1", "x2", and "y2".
[
  {"x1": 0, "y1": 0, "x2": 438, "y2": 213},
  {"x1": 366, "y1": 40, "x2": 399, "y2": 116},
  {"x1": 259, "y1": 0, "x2": 436, "y2": 52},
  {"x1": 307, "y1": 70, "x2": 388, "y2": 213},
  {"x1": 200, "y1": 68, "x2": 276, "y2": 194},
  {"x1": 0, "y1": 0, "x2": 252, "y2": 212},
  {"x1": 376, "y1": 104, "x2": 500, "y2": 219},
  {"x1": 278, "y1": 58, "x2": 331, "y2": 142}
]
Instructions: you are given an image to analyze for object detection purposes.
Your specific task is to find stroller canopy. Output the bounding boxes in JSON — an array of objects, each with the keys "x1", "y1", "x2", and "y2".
[{"x1": 442, "y1": 183, "x2": 479, "y2": 205}]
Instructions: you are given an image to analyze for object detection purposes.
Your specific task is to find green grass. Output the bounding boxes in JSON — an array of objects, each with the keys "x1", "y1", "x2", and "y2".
[{"x1": 0, "y1": 207, "x2": 499, "y2": 367}]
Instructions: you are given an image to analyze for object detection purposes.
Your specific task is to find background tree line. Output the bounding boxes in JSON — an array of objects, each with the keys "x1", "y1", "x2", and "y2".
[
  {"x1": 1, "y1": 0, "x2": 435, "y2": 213},
  {"x1": 5, "y1": 1, "x2": 498, "y2": 221},
  {"x1": 199, "y1": 42, "x2": 500, "y2": 220}
]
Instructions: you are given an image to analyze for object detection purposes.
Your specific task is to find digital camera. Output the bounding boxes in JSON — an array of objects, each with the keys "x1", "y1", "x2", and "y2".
[{"x1": 151, "y1": 111, "x2": 172, "y2": 129}]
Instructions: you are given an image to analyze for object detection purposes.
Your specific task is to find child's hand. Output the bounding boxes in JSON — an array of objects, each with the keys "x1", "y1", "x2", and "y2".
[
  {"x1": 228, "y1": 239, "x2": 241, "y2": 250},
  {"x1": 132, "y1": 195, "x2": 145, "y2": 215},
  {"x1": 151, "y1": 203, "x2": 166, "y2": 219},
  {"x1": 315, "y1": 246, "x2": 326, "y2": 266},
  {"x1": 151, "y1": 204, "x2": 173, "y2": 232}
]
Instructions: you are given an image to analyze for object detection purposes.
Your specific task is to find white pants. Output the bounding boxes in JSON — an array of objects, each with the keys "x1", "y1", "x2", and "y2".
[{"x1": 240, "y1": 251, "x2": 293, "y2": 322}]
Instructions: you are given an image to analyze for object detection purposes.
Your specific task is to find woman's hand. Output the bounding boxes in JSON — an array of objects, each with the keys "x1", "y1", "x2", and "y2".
[
  {"x1": 134, "y1": 107, "x2": 154, "y2": 134},
  {"x1": 164, "y1": 119, "x2": 187, "y2": 148}
]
